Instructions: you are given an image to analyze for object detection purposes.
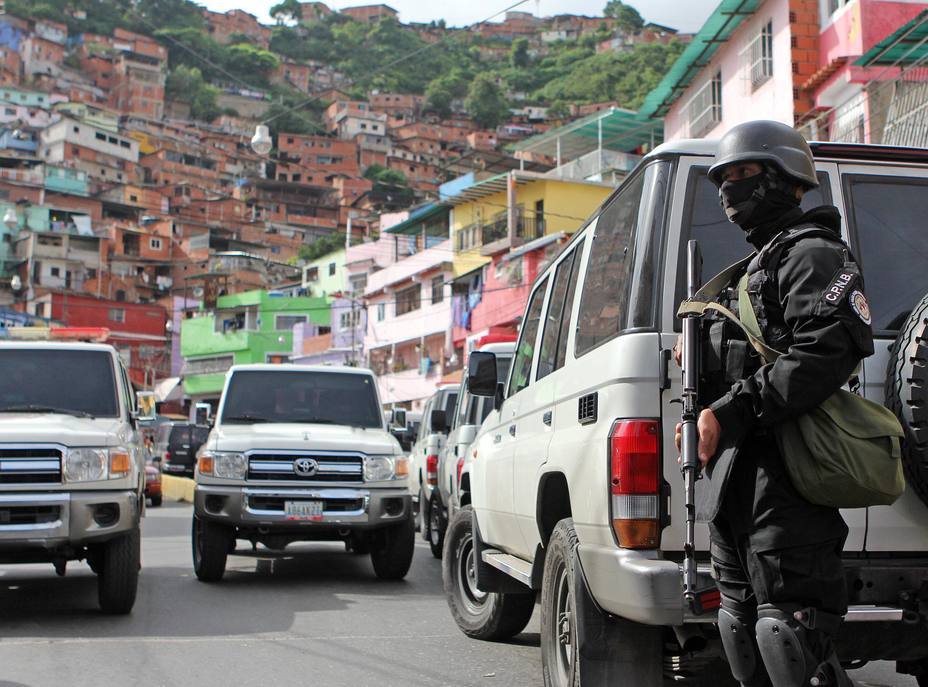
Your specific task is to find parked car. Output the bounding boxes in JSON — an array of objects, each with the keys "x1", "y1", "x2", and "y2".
[
  {"x1": 0, "y1": 342, "x2": 149, "y2": 614},
  {"x1": 145, "y1": 460, "x2": 162, "y2": 507},
  {"x1": 443, "y1": 139, "x2": 928, "y2": 685},
  {"x1": 156, "y1": 422, "x2": 210, "y2": 478},
  {"x1": 192, "y1": 364, "x2": 414, "y2": 582},
  {"x1": 408, "y1": 384, "x2": 458, "y2": 553},
  {"x1": 427, "y1": 341, "x2": 515, "y2": 559}
]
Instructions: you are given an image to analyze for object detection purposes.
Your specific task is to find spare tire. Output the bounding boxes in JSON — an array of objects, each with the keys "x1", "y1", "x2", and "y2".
[{"x1": 886, "y1": 291, "x2": 928, "y2": 508}]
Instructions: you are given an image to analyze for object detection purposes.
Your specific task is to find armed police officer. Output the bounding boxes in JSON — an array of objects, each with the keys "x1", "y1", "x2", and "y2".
[{"x1": 677, "y1": 121, "x2": 875, "y2": 687}]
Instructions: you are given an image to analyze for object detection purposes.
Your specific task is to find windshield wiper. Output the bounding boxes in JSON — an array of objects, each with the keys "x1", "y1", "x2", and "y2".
[
  {"x1": 223, "y1": 414, "x2": 272, "y2": 424},
  {"x1": 291, "y1": 418, "x2": 338, "y2": 424},
  {"x1": 0, "y1": 404, "x2": 95, "y2": 419}
]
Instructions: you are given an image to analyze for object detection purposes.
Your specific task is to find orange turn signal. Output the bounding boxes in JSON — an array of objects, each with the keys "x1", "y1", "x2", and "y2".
[
  {"x1": 395, "y1": 457, "x2": 409, "y2": 478},
  {"x1": 612, "y1": 519, "x2": 660, "y2": 550},
  {"x1": 110, "y1": 451, "x2": 131, "y2": 475},
  {"x1": 198, "y1": 455, "x2": 214, "y2": 475}
]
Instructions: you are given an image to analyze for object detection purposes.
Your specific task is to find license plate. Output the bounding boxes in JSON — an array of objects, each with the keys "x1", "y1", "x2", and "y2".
[{"x1": 285, "y1": 500, "x2": 324, "y2": 521}]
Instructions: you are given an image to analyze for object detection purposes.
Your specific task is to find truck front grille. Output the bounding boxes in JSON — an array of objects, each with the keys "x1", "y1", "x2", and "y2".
[
  {"x1": 247, "y1": 496, "x2": 365, "y2": 513},
  {"x1": 246, "y1": 452, "x2": 364, "y2": 483},
  {"x1": 0, "y1": 505, "x2": 61, "y2": 525},
  {"x1": 0, "y1": 447, "x2": 62, "y2": 484}
]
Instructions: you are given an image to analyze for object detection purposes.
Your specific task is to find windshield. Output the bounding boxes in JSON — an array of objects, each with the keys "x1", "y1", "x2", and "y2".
[
  {"x1": 0, "y1": 349, "x2": 119, "y2": 418},
  {"x1": 221, "y1": 370, "x2": 382, "y2": 428}
]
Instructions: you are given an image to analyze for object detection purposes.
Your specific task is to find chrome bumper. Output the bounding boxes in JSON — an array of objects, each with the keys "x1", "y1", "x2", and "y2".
[
  {"x1": 0, "y1": 490, "x2": 139, "y2": 550},
  {"x1": 194, "y1": 484, "x2": 410, "y2": 529}
]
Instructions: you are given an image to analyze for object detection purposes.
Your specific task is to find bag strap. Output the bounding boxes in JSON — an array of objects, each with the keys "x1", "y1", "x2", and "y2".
[{"x1": 691, "y1": 254, "x2": 754, "y2": 301}]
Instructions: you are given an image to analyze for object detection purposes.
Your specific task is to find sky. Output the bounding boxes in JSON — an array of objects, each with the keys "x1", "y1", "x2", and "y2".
[{"x1": 198, "y1": 0, "x2": 718, "y2": 34}]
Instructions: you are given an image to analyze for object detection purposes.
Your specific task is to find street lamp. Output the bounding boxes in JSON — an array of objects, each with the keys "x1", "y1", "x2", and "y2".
[
  {"x1": 251, "y1": 125, "x2": 273, "y2": 156},
  {"x1": 3, "y1": 207, "x2": 18, "y2": 230}
]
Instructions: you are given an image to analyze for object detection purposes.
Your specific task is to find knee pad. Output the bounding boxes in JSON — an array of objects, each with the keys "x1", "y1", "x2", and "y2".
[
  {"x1": 755, "y1": 605, "x2": 816, "y2": 687},
  {"x1": 718, "y1": 608, "x2": 759, "y2": 684}
]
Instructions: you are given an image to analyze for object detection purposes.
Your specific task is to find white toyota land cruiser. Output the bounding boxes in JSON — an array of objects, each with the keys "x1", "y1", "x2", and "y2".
[
  {"x1": 443, "y1": 140, "x2": 928, "y2": 686},
  {"x1": 192, "y1": 364, "x2": 414, "y2": 582},
  {"x1": 0, "y1": 342, "x2": 147, "y2": 614}
]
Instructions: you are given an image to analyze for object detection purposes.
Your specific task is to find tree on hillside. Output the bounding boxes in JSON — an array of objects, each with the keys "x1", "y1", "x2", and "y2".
[
  {"x1": 604, "y1": 1, "x2": 644, "y2": 34},
  {"x1": 165, "y1": 66, "x2": 221, "y2": 121},
  {"x1": 511, "y1": 38, "x2": 530, "y2": 68},
  {"x1": 424, "y1": 82, "x2": 453, "y2": 118},
  {"x1": 465, "y1": 75, "x2": 510, "y2": 130},
  {"x1": 270, "y1": 0, "x2": 302, "y2": 25}
]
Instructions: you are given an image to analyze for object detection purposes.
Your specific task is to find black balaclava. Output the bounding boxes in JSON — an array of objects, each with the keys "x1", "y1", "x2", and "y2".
[{"x1": 718, "y1": 164, "x2": 802, "y2": 246}]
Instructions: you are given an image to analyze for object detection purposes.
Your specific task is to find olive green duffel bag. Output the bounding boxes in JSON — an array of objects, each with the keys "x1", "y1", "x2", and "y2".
[{"x1": 678, "y1": 257, "x2": 905, "y2": 509}]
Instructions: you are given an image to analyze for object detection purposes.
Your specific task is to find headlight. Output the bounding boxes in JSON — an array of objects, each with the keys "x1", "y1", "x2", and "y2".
[
  {"x1": 364, "y1": 455, "x2": 396, "y2": 482},
  {"x1": 198, "y1": 451, "x2": 247, "y2": 479},
  {"x1": 65, "y1": 447, "x2": 131, "y2": 482}
]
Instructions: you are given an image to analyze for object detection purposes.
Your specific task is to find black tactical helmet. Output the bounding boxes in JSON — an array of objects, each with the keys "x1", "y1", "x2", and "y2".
[{"x1": 708, "y1": 120, "x2": 818, "y2": 189}]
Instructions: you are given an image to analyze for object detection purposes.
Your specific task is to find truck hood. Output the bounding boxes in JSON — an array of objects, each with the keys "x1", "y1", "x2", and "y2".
[
  {"x1": 211, "y1": 423, "x2": 399, "y2": 455},
  {"x1": 0, "y1": 413, "x2": 124, "y2": 447}
]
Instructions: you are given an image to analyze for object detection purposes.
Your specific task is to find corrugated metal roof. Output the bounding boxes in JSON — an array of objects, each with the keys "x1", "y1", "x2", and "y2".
[
  {"x1": 639, "y1": 0, "x2": 762, "y2": 117},
  {"x1": 855, "y1": 9, "x2": 928, "y2": 66},
  {"x1": 383, "y1": 202, "x2": 449, "y2": 235}
]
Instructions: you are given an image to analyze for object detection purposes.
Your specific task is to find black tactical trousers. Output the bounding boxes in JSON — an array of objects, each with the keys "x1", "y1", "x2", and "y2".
[{"x1": 709, "y1": 435, "x2": 850, "y2": 684}]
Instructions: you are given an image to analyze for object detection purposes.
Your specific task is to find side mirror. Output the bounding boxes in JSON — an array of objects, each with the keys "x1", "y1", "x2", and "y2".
[
  {"x1": 393, "y1": 408, "x2": 407, "y2": 430},
  {"x1": 430, "y1": 409, "x2": 449, "y2": 435},
  {"x1": 193, "y1": 402, "x2": 212, "y2": 427},
  {"x1": 494, "y1": 382, "x2": 505, "y2": 412},
  {"x1": 135, "y1": 391, "x2": 156, "y2": 422},
  {"x1": 467, "y1": 351, "x2": 498, "y2": 397}
]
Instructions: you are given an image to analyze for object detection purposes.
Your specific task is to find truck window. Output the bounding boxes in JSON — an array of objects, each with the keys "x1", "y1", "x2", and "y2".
[
  {"x1": 0, "y1": 349, "x2": 119, "y2": 418},
  {"x1": 845, "y1": 175, "x2": 928, "y2": 333},
  {"x1": 675, "y1": 167, "x2": 831, "y2": 323},
  {"x1": 537, "y1": 242, "x2": 581, "y2": 380},
  {"x1": 574, "y1": 172, "x2": 644, "y2": 356},
  {"x1": 509, "y1": 277, "x2": 549, "y2": 397},
  {"x1": 221, "y1": 371, "x2": 381, "y2": 428}
]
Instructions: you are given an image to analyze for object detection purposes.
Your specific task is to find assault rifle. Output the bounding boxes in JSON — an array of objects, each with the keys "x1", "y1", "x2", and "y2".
[{"x1": 680, "y1": 240, "x2": 704, "y2": 614}]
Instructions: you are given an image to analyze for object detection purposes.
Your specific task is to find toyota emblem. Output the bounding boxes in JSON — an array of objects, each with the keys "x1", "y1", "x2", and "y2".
[{"x1": 293, "y1": 457, "x2": 318, "y2": 476}]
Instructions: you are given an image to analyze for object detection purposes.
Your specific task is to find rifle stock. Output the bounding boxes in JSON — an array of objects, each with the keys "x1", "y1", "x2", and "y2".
[{"x1": 680, "y1": 240, "x2": 702, "y2": 612}]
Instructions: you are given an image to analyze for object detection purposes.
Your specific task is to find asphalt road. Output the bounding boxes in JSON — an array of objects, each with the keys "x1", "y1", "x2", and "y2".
[{"x1": 0, "y1": 502, "x2": 917, "y2": 687}]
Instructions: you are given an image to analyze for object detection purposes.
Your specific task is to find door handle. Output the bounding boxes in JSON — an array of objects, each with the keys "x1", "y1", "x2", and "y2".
[
  {"x1": 543, "y1": 411, "x2": 552, "y2": 426},
  {"x1": 509, "y1": 424, "x2": 516, "y2": 437},
  {"x1": 494, "y1": 434, "x2": 502, "y2": 444}
]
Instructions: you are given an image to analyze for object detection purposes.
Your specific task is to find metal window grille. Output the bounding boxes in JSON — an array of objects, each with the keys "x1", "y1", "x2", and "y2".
[
  {"x1": 748, "y1": 21, "x2": 774, "y2": 89},
  {"x1": 687, "y1": 72, "x2": 723, "y2": 138}
]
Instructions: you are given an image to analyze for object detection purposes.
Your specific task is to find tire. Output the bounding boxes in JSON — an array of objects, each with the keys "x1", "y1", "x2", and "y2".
[
  {"x1": 887, "y1": 291, "x2": 928, "y2": 508},
  {"x1": 192, "y1": 515, "x2": 232, "y2": 583},
  {"x1": 429, "y1": 492, "x2": 445, "y2": 559},
  {"x1": 150, "y1": 494, "x2": 162, "y2": 507},
  {"x1": 420, "y1": 487, "x2": 431, "y2": 542},
  {"x1": 442, "y1": 506, "x2": 535, "y2": 641},
  {"x1": 97, "y1": 527, "x2": 140, "y2": 615},
  {"x1": 369, "y1": 514, "x2": 415, "y2": 580}
]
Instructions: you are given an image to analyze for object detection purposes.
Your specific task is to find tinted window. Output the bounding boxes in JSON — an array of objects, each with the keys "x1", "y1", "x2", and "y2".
[
  {"x1": 509, "y1": 277, "x2": 548, "y2": 397},
  {"x1": 443, "y1": 392, "x2": 459, "y2": 415},
  {"x1": 0, "y1": 349, "x2": 119, "y2": 417},
  {"x1": 221, "y1": 371, "x2": 381, "y2": 428},
  {"x1": 537, "y1": 245, "x2": 580, "y2": 380},
  {"x1": 846, "y1": 175, "x2": 928, "y2": 333},
  {"x1": 575, "y1": 172, "x2": 645, "y2": 356},
  {"x1": 675, "y1": 168, "x2": 831, "y2": 322}
]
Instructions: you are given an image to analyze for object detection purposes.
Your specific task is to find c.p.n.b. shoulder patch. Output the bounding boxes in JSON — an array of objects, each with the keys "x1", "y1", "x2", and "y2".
[{"x1": 821, "y1": 268, "x2": 856, "y2": 307}]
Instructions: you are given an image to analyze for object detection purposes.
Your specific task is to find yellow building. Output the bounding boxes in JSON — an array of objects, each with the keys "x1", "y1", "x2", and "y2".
[{"x1": 443, "y1": 171, "x2": 614, "y2": 277}]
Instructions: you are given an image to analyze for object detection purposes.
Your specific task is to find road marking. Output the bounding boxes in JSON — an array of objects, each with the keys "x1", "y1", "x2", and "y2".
[{"x1": 0, "y1": 633, "x2": 459, "y2": 647}]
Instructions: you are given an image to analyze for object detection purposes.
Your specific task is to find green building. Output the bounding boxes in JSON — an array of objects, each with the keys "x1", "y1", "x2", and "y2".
[
  {"x1": 301, "y1": 248, "x2": 346, "y2": 299},
  {"x1": 180, "y1": 290, "x2": 330, "y2": 400}
]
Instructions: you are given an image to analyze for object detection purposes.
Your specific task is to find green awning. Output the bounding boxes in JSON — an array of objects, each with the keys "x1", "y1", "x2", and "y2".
[
  {"x1": 513, "y1": 107, "x2": 663, "y2": 160},
  {"x1": 855, "y1": 10, "x2": 928, "y2": 67},
  {"x1": 639, "y1": 0, "x2": 763, "y2": 117},
  {"x1": 383, "y1": 202, "x2": 449, "y2": 235}
]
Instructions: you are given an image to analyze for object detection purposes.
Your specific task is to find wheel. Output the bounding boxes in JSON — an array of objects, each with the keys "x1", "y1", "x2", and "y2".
[
  {"x1": 149, "y1": 494, "x2": 162, "y2": 507},
  {"x1": 369, "y1": 514, "x2": 415, "y2": 580},
  {"x1": 887, "y1": 291, "x2": 928, "y2": 508},
  {"x1": 192, "y1": 515, "x2": 232, "y2": 583},
  {"x1": 97, "y1": 527, "x2": 140, "y2": 614},
  {"x1": 429, "y1": 492, "x2": 445, "y2": 559},
  {"x1": 541, "y1": 518, "x2": 664, "y2": 687},
  {"x1": 443, "y1": 506, "x2": 535, "y2": 641}
]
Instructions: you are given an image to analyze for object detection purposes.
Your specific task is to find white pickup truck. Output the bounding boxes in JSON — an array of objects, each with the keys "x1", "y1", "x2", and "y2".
[
  {"x1": 192, "y1": 364, "x2": 414, "y2": 582},
  {"x1": 0, "y1": 342, "x2": 148, "y2": 614},
  {"x1": 444, "y1": 140, "x2": 928, "y2": 686}
]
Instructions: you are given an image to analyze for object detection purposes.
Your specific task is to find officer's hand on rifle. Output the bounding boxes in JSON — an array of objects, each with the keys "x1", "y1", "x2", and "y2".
[{"x1": 675, "y1": 409, "x2": 721, "y2": 467}]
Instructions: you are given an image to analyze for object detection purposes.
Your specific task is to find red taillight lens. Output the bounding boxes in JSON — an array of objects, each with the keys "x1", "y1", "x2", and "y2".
[
  {"x1": 609, "y1": 419, "x2": 661, "y2": 549},
  {"x1": 426, "y1": 454, "x2": 438, "y2": 486},
  {"x1": 164, "y1": 451, "x2": 171, "y2": 463},
  {"x1": 456, "y1": 456, "x2": 465, "y2": 484}
]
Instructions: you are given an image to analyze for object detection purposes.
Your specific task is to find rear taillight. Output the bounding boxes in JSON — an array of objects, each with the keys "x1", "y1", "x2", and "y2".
[
  {"x1": 426, "y1": 454, "x2": 438, "y2": 486},
  {"x1": 609, "y1": 419, "x2": 661, "y2": 549},
  {"x1": 164, "y1": 450, "x2": 171, "y2": 463},
  {"x1": 456, "y1": 456, "x2": 465, "y2": 484}
]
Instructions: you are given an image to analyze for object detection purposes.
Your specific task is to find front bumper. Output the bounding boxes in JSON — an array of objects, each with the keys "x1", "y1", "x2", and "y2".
[
  {"x1": 194, "y1": 484, "x2": 411, "y2": 530},
  {"x1": 0, "y1": 490, "x2": 140, "y2": 552}
]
